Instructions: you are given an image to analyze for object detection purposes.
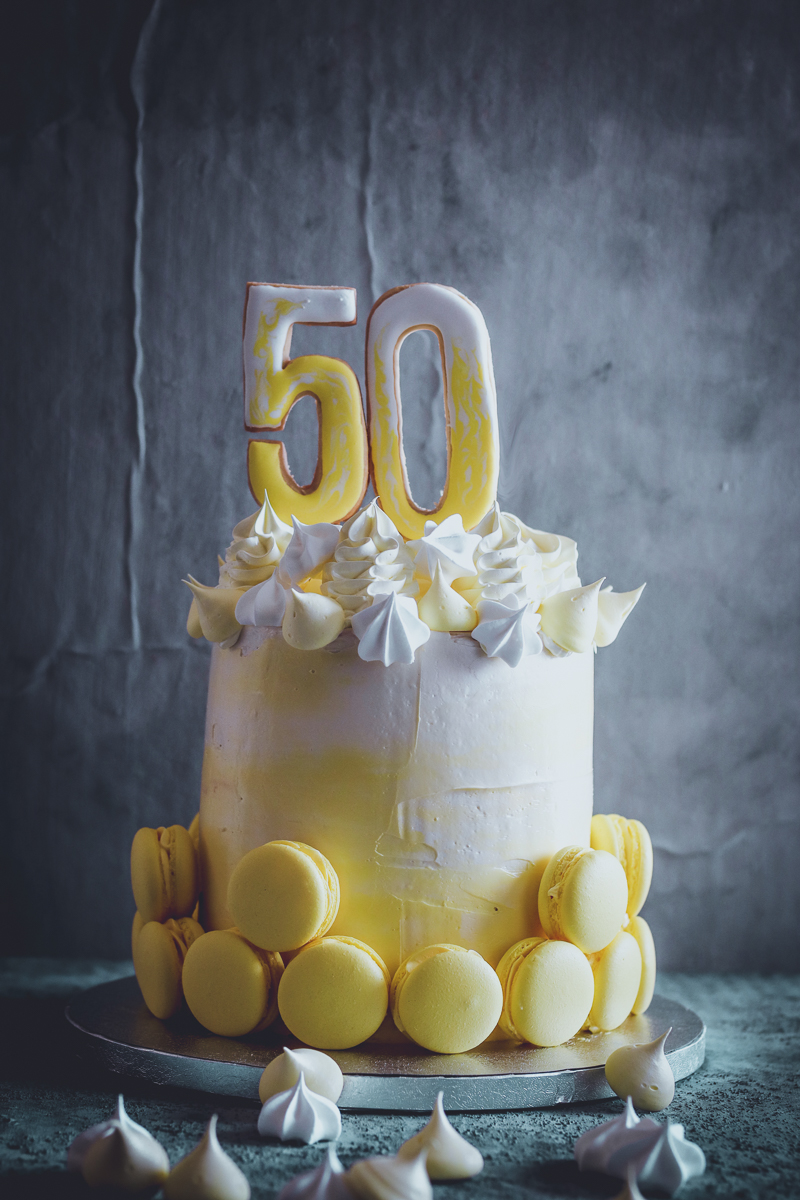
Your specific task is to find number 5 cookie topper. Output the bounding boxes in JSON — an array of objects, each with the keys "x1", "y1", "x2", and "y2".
[
  {"x1": 244, "y1": 283, "x2": 369, "y2": 525},
  {"x1": 365, "y1": 283, "x2": 499, "y2": 539}
]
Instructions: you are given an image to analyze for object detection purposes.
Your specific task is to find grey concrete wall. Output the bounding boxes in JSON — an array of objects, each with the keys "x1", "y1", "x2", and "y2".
[{"x1": 2, "y1": 0, "x2": 798, "y2": 968}]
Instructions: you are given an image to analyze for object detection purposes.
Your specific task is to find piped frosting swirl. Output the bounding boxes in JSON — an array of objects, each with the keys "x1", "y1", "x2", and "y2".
[{"x1": 322, "y1": 500, "x2": 417, "y2": 616}]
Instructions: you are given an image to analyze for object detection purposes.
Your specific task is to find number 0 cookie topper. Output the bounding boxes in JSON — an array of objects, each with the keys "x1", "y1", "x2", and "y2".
[
  {"x1": 366, "y1": 284, "x2": 499, "y2": 538},
  {"x1": 244, "y1": 284, "x2": 369, "y2": 525}
]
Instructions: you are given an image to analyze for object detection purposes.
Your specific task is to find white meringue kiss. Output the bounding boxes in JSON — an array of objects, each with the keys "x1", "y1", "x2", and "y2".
[
  {"x1": 605, "y1": 1028, "x2": 675, "y2": 1112},
  {"x1": 276, "y1": 1145, "x2": 351, "y2": 1200},
  {"x1": 67, "y1": 1094, "x2": 170, "y2": 1191},
  {"x1": 408, "y1": 513, "x2": 480, "y2": 584},
  {"x1": 471, "y1": 594, "x2": 543, "y2": 667},
  {"x1": 259, "y1": 1047, "x2": 344, "y2": 1105},
  {"x1": 398, "y1": 1092, "x2": 483, "y2": 1180},
  {"x1": 184, "y1": 578, "x2": 246, "y2": 646},
  {"x1": 417, "y1": 563, "x2": 477, "y2": 632},
  {"x1": 257, "y1": 1073, "x2": 342, "y2": 1145},
  {"x1": 164, "y1": 1114, "x2": 250, "y2": 1200},
  {"x1": 237, "y1": 518, "x2": 340, "y2": 628},
  {"x1": 575, "y1": 1097, "x2": 705, "y2": 1196},
  {"x1": 539, "y1": 579, "x2": 604, "y2": 654},
  {"x1": 282, "y1": 590, "x2": 346, "y2": 650},
  {"x1": 595, "y1": 584, "x2": 646, "y2": 648},
  {"x1": 345, "y1": 1147, "x2": 433, "y2": 1200},
  {"x1": 350, "y1": 591, "x2": 430, "y2": 666}
]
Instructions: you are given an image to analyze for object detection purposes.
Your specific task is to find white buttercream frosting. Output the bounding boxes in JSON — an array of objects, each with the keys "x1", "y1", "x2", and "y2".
[
  {"x1": 605, "y1": 1028, "x2": 675, "y2": 1112},
  {"x1": 462, "y1": 504, "x2": 545, "y2": 605},
  {"x1": 164, "y1": 1114, "x2": 250, "y2": 1200},
  {"x1": 471, "y1": 594, "x2": 543, "y2": 667},
  {"x1": 68, "y1": 1095, "x2": 170, "y2": 1190},
  {"x1": 345, "y1": 1148, "x2": 433, "y2": 1200},
  {"x1": 277, "y1": 1145, "x2": 351, "y2": 1200},
  {"x1": 322, "y1": 500, "x2": 417, "y2": 617},
  {"x1": 397, "y1": 1092, "x2": 483, "y2": 1180},
  {"x1": 407, "y1": 513, "x2": 480, "y2": 584},
  {"x1": 257, "y1": 1073, "x2": 342, "y2": 1144},
  {"x1": 351, "y1": 590, "x2": 431, "y2": 665},
  {"x1": 259, "y1": 1047, "x2": 344, "y2": 1105},
  {"x1": 219, "y1": 494, "x2": 293, "y2": 588}
]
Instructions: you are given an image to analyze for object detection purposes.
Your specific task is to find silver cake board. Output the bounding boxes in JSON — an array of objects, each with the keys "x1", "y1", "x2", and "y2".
[{"x1": 66, "y1": 975, "x2": 705, "y2": 1112}]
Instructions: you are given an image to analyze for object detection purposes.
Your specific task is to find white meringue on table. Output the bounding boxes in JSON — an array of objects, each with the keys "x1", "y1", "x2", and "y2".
[
  {"x1": 397, "y1": 1091, "x2": 483, "y2": 1180},
  {"x1": 276, "y1": 1145, "x2": 351, "y2": 1200},
  {"x1": 350, "y1": 590, "x2": 430, "y2": 666},
  {"x1": 258, "y1": 1072, "x2": 342, "y2": 1144},
  {"x1": 67, "y1": 1094, "x2": 170, "y2": 1191},
  {"x1": 345, "y1": 1147, "x2": 433, "y2": 1200},
  {"x1": 637, "y1": 1122, "x2": 706, "y2": 1196},
  {"x1": 574, "y1": 1097, "x2": 660, "y2": 1177},
  {"x1": 259, "y1": 1047, "x2": 344, "y2": 1105},
  {"x1": 163, "y1": 1114, "x2": 250, "y2": 1200},
  {"x1": 605, "y1": 1028, "x2": 676, "y2": 1112}
]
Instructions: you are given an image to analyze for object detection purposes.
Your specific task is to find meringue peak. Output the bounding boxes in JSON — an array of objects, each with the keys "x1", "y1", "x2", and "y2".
[
  {"x1": 351, "y1": 591, "x2": 430, "y2": 666},
  {"x1": 257, "y1": 1072, "x2": 342, "y2": 1145},
  {"x1": 283, "y1": 589, "x2": 346, "y2": 650},
  {"x1": 471, "y1": 594, "x2": 543, "y2": 667},
  {"x1": 398, "y1": 1091, "x2": 483, "y2": 1180},
  {"x1": 595, "y1": 584, "x2": 646, "y2": 648},
  {"x1": 68, "y1": 1094, "x2": 170, "y2": 1191},
  {"x1": 605, "y1": 1027, "x2": 675, "y2": 1112},
  {"x1": 259, "y1": 1047, "x2": 344, "y2": 1105},
  {"x1": 277, "y1": 1144, "x2": 351, "y2": 1200},
  {"x1": 408, "y1": 513, "x2": 480, "y2": 583},
  {"x1": 539, "y1": 578, "x2": 604, "y2": 654},
  {"x1": 164, "y1": 1114, "x2": 250, "y2": 1200},
  {"x1": 345, "y1": 1146, "x2": 433, "y2": 1200},
  {"x1": 418, "y1": 563, "x2": 477, "y2": 632}
]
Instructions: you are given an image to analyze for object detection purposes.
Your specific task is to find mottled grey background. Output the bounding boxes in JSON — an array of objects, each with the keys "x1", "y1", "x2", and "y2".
[{"x1": 2, "y1": 0, "x2": 798, "y2": 968}]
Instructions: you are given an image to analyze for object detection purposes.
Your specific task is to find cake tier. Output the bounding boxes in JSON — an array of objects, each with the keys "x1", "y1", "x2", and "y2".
[{"x1": 199, "y1": 627, "x2": 594, "y2": 975}]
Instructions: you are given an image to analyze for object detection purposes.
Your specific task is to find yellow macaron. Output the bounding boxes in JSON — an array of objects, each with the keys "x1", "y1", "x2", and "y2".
[
  {"x1": 227, "y1": 840, "x2": 340, "y2": 953},
  {"x1": 538, "y1": 845, "x2": 628, "y2": 954},
  {"x1": 590, "y1": 813, "x2": 653, "y2": 917},
  {"x1": 586, "y1": 930, "x2": 643, "y2": 1031},
  {"x1": 390, "y1": 944, "x2": 503, "y2": 1055},
  {"x1": 132, "y1": 915, "x2": 204, "y2": 1020},
  {"x1": 130, "y1": 825, "x2": 199, "y2": 925},
  {"x1": 181, "y1": 929, "x2": 284, "y2": 1037},
  {"x1": 496, "y1": 937, "x2": 595, "y2": 1047},
  {"x1": 628, "y1": 914, "x2": 657, "y2": 1014},
  {"x1": 278, "y1": 935, "x2": 390, "y2": 1049}
]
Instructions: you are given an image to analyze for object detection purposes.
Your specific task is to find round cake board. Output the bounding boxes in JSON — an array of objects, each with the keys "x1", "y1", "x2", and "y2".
[{"x1": 66, "y1": 975, "x2": 704, "y2": 1112}]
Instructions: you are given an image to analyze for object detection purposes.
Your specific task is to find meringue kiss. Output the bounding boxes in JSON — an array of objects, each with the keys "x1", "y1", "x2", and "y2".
[
  {"x1": 276, "y1": 1145, "x2": 351, "y2": 1200},
  {"x1": 163, "y1": 1114, "x2": 250, "y2": 1200},
  {"x1": 605, "y1": 1028, "x2": 675, "y2": 1112},
  {"x1": 397, "y1": 1092, "x2": 483, "y2": 1180},
  {"x1": 257, "y1": 1072, "x2": 342, "y2": 1144},
  {"x1": 345, "y1": 1147, "x2": 433, "y2": 1200},
  {"x1": 259, "y1": 1048, "x2": 344, "y2": 1105},
  {"x1": 67, "y1": 1095, "x2": 169, "y2": 1192}
]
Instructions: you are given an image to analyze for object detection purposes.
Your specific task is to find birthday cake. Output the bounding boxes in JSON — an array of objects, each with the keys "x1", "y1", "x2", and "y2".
[{"x1": 130, "y1": 283, "x2": 652, "y2": 1053}]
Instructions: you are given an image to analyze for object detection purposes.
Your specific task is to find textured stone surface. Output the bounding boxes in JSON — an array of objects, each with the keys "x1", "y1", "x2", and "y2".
[
  {"x1": 2, "y1": 2, "x2": 800, "y2": 968},
  {"x1": 1, "y1": 961, "x2": 798, "y2": 1198}
]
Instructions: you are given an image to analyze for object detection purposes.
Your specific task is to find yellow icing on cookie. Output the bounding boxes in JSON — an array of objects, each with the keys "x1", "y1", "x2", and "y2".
[
  {"x1": 366, "y1": 284, "x2": 499, "y2": 538},
  {"x1": 244, "y1": 285, "x2": 368, "y2": 525}
]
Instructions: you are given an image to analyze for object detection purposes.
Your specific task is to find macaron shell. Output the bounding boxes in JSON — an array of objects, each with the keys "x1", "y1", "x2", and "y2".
[
  {"x1": 629, "y1": 914, "x2": 657, "y2": 1014},
  {"x1": 540, "y1": 847, "x2": 628, "y2": 954},
  {"x1": 495, "y1": 937, "x2": 546, "y2": 1040},
  {"x1": 278, "y1": 935, "x2": 389, "y2": 1049},
  {"x1": 182, "y1": 929, "x2": 283, "y2": 1037},
  {"x1": 227, "y1": 840, "x2": 339, "y2": 952},
  {"x1": 502, "y1": 939, "x2": 595, "y2": 1047},
  {"x1": 391, "y1": 944, "x2": 503, "y2": 1054},
  {"x1": 587, "y1": 930, "x2": 643, "y2": 1031},
  {"x1": 537, "y1": 846, "x2": 584, "y2": 939},
  {"x1": 130, "y1": 825, "x2": 198, "y2": 924},
  {"x1": 591, "y1": 813, "x2": 653, "y2": 917},
  {"x1": 134, "y1": 920, "x2": 185, "y2": 1019},
  {"x1": 131, "y1": 910, "x2": 144, "y2": 959}
]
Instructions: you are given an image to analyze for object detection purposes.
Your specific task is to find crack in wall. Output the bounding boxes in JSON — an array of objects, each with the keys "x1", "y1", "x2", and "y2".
[{"x1": 127, "y1": 0, "x2": 162, "y2": 651}]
